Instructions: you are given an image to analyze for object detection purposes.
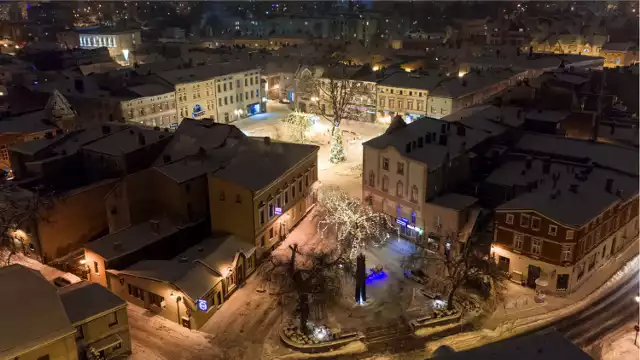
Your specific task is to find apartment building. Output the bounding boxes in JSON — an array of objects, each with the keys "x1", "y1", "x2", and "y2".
[
  {"x1": 362, "y1": 109, "x2": 521, "y2": 246},
  {"x1": 376, "y1": 72, "x2": 445, "y2": 123},
  {"x1": 209, "y1": 136, "x2": 319, "y2": 250},
  {"x1": 158, "y1": 64, "x2": 265, "y2": 125},
  {"x1": 120, "y1": 83, "x2": 178, "y2": 128},
  {"x1": 531, "y1": 34, "x2": 609, "y2": 56},
  {"x1": 488, "y1": 134, "x2": 639, "y2": 293},
  {"x1": 1, "y1": 265, "x2": 131, "y2": 360},
  {"x1": 427, "y1": 69, "x2": 525, "y2": 119}
]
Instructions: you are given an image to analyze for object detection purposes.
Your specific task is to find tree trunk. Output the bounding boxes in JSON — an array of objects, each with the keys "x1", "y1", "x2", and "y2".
[
  {"x1": 299, "y1": 293, "x2": 309, "y2": 333},
  {"x1": 447, "y1": 282, "x2": 459, "y2": 311}
]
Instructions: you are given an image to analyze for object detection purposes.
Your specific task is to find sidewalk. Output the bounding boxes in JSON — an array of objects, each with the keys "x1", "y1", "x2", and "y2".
[
  {"x1": 484, "y1": 237, "x2": 639, "y2": 329},
  {"x1": 425, "y1": 238, "x2": 639, "y2": 354}
]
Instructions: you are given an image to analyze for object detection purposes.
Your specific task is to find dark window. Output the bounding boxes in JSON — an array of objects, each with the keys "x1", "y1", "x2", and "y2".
[
  {"x1": 149, "y1": 292, "x2": 164, "y2": 307},
  {"x1": 269, "y1": 227, "x2": 274, "y2": 239},
  {"x1": 305, "y1": 174, "x2": 309, "y2": 187},
  {"x1": 284, "y1": 191, "x2": 289, "y2": 204},
  {"x1": 292, "y1": 185, "x2": 296, "y2": 198},
  {"x1": 260, "y1": 208, "x2": 265, "y2": 225},
  {"x1": 298, "y1": 180, "x2": 302, "y2": 193},
  {"x1": 556, "y1": 274, "x2": 569, "y2": 290},
  {"x1": 93, "y1": 261, "x2": 99, "y2": 274},
  {"x1": 268, "y1": 203, "x2": 274, "y2": 217},
  {"x1": 107, "y1": 311, "x2": 118, "y2": 327}
]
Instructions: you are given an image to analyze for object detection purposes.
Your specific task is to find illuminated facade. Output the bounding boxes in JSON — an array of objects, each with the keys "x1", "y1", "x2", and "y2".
[{"x1": 78, "y1": 29, "x2": 141, "y2": 62}]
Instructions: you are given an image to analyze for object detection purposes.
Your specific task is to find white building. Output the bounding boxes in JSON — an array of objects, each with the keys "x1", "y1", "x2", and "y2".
[
  {"x1": 376, "y1": 72, "x2": 447, "y2": 123},
  {"x1": 362, "y1": 111, "x2": 516, "y2": 246},
  {"x1": 78, "y1": 29, "x2": 141, "y2": 63}
]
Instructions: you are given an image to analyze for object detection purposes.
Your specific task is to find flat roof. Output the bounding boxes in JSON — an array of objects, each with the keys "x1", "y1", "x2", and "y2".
[
  {"x1": 377, "y1": 71, "x2": 447, "y2": 91},
  {"x1": 0, "y1": 110, "x2": 58, "y2": 134},
  {"x1": 58, "y1": 281, "x2": 126, "y2": 324},
  {"x1": 127, "y1": 83, "x2": 174, "y2": 97}
]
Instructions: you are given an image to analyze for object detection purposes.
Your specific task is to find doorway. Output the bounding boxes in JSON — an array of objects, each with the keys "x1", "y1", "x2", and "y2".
[
  {"x1": 527, "y1": 265, "x2": 541, "y2": 288},
  {"x1": 498, "y1": 256, "x2": 510, "y2": 273}
]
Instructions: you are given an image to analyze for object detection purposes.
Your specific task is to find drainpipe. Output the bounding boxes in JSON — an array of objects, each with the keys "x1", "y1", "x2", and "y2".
[{"x1": 176, "y1": 296, "x2": 182, "y2": 324}]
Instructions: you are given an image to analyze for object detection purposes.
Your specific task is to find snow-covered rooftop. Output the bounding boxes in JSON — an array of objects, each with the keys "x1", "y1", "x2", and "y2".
[
  {"x1": 58, "y1": 281, "x2": 126, "y2": 325},
  {"x1": 491, "y1": 157, "x2": 638, "y2": 227},
  {"x1": 0, "y1": 265, "x2": 75, "y2": 359}
]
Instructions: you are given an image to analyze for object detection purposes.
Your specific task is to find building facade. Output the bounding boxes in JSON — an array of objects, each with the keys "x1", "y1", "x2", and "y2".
[
  {"x1": 209, "y1": 141, "x2": 319, "y2": 250},
  {"x1": 78, "y1": 29, "x2": 141, "y2": 61},
  {"x1": 120, "y1": 88, "x2": 178, "y2": 128}
]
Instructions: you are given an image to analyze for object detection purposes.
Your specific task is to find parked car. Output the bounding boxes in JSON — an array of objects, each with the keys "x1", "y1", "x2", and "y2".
[{"x1": 53, "y1": 276, "x2": 72, "y2": 288}]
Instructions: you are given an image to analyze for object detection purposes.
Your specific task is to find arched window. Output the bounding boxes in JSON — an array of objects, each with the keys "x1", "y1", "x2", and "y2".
[
  {"x1": 396, "y1": 181, "x2": 403, "y2": 197},
  {"x1": 411, "y1": 186, "x2": 418, "y2": 202},
  {"x1": 368, "y1": 171, "x2": 375, "y2": 187},
  {"x1": 382, "y1": 176, "x2": 389, "y2": 192}
]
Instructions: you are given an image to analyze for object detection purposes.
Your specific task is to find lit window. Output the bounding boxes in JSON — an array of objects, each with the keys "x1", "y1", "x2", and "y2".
[{"x1": 514, "y1": 233, "x2": 523, "y2": 250}]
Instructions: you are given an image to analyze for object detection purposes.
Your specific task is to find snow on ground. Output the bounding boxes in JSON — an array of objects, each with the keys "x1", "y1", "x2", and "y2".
[
  {"x1": 596, "y1": 322, "x2": 640, "y2": 360},
  {"x1": 234, "y1": 103, "x2": 386, "y2": 199},
  {"x1": 127, "y1": 303, "x2": 216, "y2": 360},
  {"x1": 0, "y1": 250, "x2": 81, "y2": 283},
  {"x1": 424, "y1": 239, "x2": 640, "y2": 355}
]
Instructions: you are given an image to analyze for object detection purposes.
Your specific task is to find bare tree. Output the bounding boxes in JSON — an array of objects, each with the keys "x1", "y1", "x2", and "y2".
[
  {"x1": 280, "y1": 111, "x2": 313, "y2": 144},
  {"x1": 259, "y1": 244, "x2": 343, "y2": 333},
  {"x1": 404, "y1": 237, "x2": 506, "y2": 311},
  {"x1": 314, "y1": 186, "x2": 392, "y2": 303},
  {"x1": 0, "y1": 184, "x2": 52, "y2": 266},
  {"x1": 296, "y1": 64, "x2": 375, "y2": 164}
]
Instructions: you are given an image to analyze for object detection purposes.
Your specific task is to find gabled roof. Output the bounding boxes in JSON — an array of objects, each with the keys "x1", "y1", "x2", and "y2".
[
  {"x1": 0, "y1": 265, "x2": 75, "y2": 359},
  {"x1": 58, "y1": 281, "x2": 126, "y2": 325},
  {"x1": 44, "y1": 89, "x2": 77, "y2": 120}
]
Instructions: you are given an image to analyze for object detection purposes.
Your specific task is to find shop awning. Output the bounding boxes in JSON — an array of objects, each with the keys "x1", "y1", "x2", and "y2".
[{"x1": 90, "y1": 333, "x2": 122, "y2": 352}]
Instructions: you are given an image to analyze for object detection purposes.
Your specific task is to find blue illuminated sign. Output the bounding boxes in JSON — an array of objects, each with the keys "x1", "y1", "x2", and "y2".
[
  {"x1": 197, "y1": 299, "x2": 208, "y2": 312},
  {"x1": 274, "y1": 207, "x2": 282, "y2": 215},
  {"x1": 192, "y1": 104, "x2": 206, "y2": 118},
  {"x1": 395, "y1": 218, "x2": 407, "y2": 226}
]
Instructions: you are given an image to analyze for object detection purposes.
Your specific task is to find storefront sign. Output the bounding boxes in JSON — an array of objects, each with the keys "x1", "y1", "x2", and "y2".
[
  {"x1": 395, "y1": 218, "x2": 407, "y2": 226},
  {"x1": 274, "y1": 207, "x2": 282, "y2": 215},
  {"x1": 407, "y1": 224, "x2": 424, "y2": 235},
  {"x1": 192, "y1": 104, "x2": 206, "y2": 118},
  {"x1": 197, "y1": 299, "x2": 208, "y2": 312}
]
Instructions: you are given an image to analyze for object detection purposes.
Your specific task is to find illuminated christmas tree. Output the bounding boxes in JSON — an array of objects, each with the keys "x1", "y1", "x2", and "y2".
[{"x1": 329, "y1": 130, "x2": 346, "y2": 164}]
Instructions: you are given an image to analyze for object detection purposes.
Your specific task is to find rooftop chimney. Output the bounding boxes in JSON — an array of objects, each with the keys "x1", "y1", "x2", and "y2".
[
  {"x1": 138, "y1": 133, "x2": 146, "y2": 146},
  {"x1": 605, "y1": 178, "x2": 613, "y2": 193},
  {"x1": 149, "y1": 220, "x2": 160, "y2": 234},
  {"x1": 101, "y1": 125, "x2": 110, "y2": 135},
  {"x1": 113, "y1": 241, "x2": 123, "y2": 252}
]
